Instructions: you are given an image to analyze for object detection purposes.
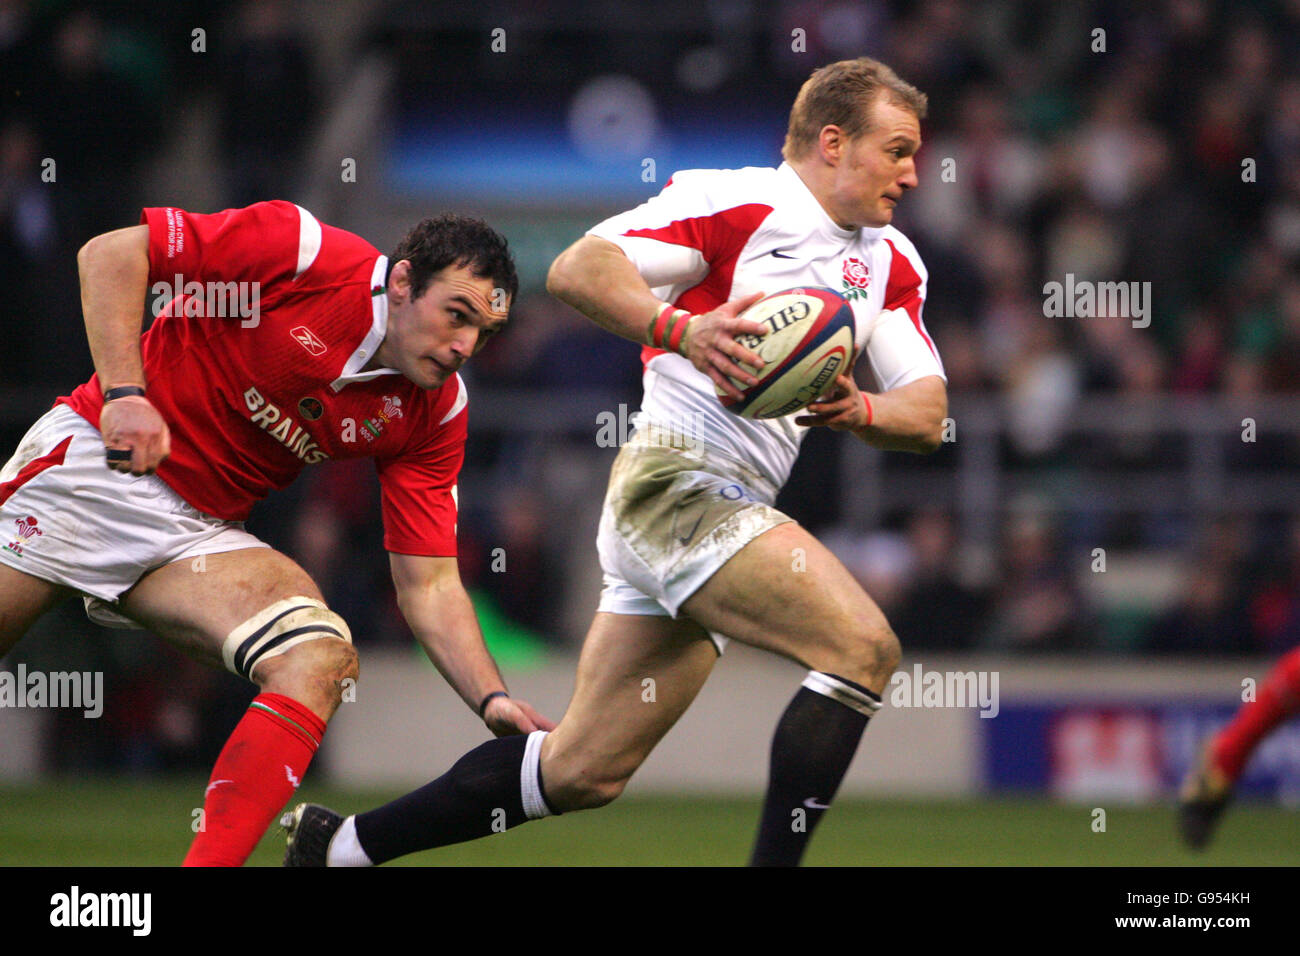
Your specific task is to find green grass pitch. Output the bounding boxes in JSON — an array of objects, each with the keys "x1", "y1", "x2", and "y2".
[{"x1": 1, "y1": 778, "x2": 1296, "y2": 866}]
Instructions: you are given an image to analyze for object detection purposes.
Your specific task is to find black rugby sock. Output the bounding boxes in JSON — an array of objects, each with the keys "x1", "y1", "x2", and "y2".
[
  {"x1": 354, "y1": 732, "x2": 555, "y2": 864},
  {"x1": 749, "y1": 672, "x2": 880, "y2": 867}
]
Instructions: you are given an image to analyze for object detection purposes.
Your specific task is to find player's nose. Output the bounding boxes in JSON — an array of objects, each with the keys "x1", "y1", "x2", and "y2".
[
  {"x1": 899, "y1": 157, "x2": 919, "y2": 190},
  {"x1": 451, "y1": 327, "x2": 477, "y2": 357}
]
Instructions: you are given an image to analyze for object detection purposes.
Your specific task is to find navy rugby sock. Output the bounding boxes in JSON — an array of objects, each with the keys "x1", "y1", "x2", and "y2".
[
  {"x1": 353, "y1": 731, "x2": 555, "y2": 864},
  {"x1": 749, "y1": 672, "x2": 881, "y2": 867}
]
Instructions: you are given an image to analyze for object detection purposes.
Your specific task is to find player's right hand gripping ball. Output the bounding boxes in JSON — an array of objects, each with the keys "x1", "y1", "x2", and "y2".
[{"x1": 714, "y1": 287, "x2": 856, "y2": 419}]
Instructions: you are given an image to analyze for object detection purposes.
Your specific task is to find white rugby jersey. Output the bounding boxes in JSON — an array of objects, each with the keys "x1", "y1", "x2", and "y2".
[{"x1": 587, "y1": 161, "x2": 946, "y2": 493}]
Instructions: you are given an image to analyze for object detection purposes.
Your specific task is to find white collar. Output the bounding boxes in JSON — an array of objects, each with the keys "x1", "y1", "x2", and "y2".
[{"x1": 330, "y1": 255, "x2": 401, "y2": 392}]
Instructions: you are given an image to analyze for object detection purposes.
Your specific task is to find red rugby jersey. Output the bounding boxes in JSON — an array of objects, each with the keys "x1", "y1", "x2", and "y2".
[{"x1": 60, "y1": 201, "x2": 466, "y2": 556}]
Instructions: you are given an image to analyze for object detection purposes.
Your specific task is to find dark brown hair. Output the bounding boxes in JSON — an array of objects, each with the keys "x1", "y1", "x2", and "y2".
[{"x1": 390, "y1": 214, "x2": 518, "y2": 302}]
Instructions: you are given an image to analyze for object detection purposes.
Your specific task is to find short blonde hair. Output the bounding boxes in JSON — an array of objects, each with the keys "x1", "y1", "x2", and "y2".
[{"x1": 782, "y1": 58, "x2": 928, "y2": 161}]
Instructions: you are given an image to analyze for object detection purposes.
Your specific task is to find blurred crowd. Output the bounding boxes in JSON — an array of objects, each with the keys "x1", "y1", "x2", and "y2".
[
  {"x1": 1, "y1": 0, "x2": 315, "y2": 385},
  {"x1": 821, "y1": 507, "x2": 1300, "y2": 656},
  {"x1": 2, "y1": 0, "x2": 1299, "y2": 737},
  {"x1": 897, "y1": 1, "x2": 1300, "y2": 402}
]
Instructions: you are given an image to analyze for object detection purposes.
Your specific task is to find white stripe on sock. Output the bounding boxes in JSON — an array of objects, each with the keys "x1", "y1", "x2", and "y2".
[
  {"x1": 326, "y1": 815, "x2": 374, "y2": 867},
  {"x1": 520, "y1": 730, "x2": 552, "y2": 820}
]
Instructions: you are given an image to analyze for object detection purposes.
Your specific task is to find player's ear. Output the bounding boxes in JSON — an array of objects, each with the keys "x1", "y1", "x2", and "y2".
[
  {"x1": 388, "y1": 259, "x2": 414, "y2": 302},
  {"x1": 819, "y1": 125, "x2": 844, "y2": 166}
]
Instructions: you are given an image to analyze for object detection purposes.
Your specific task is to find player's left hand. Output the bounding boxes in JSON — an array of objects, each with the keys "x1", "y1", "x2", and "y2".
[
  {"x1": 483, "y1": 695, "x2": 557, "y2": 737},
  {"x1": 100, "y1": 394, "x2": 172, "y2": 475},
  {"x1": 795, "y1": 371, "x2": 873, "y2": 431}
]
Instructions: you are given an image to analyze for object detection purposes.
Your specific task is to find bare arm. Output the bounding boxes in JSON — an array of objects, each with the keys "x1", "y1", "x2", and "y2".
[
  {"x1": 79, "y1": 225, "x2": 150, "y2": 389},
  {"x1": 547, "y1": 235, "x2": 767, "y2": 398},
  {"x1": 795, "y1": 373, "x2": 948, "y2": 454},
  {"x1": 546, "y1": 235, "x2": 667, "y2": 342},
  {"x1": 389, "y1": 552, "x2": 554, "y2": 736},
  {"x1": 77, "y1": 224, "x2": 171, "y2": 474}
]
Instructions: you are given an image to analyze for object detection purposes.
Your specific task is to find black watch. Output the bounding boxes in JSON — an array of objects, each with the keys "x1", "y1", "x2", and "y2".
[{"x1": 103, "y1": 385, "x2": 147, "y2": 402}]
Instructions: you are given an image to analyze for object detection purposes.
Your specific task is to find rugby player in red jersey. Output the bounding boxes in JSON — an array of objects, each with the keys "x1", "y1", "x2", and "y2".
[
  {"x1": 0, "y1": 201, "x2": 553, "y2": 865},
  {"x1": 1179, "y1": 645, "x2": 1300, "y2": 848},
  {"x1": 285, "y1": 58, "x2": 947, "y2": 867}
]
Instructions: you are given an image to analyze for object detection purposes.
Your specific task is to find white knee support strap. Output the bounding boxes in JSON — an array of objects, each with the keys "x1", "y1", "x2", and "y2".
[
  {"x1": 802, "y1": 671, "x2": 882, "y2": 717},
  {"x1": 221, "y1": 596, "x2": 352, "y2": 681}
]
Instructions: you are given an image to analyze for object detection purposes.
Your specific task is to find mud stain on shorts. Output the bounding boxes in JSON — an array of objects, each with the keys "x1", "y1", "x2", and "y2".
[{"x1": 607, "y1": 438, "x2": 788, "y2": 575}]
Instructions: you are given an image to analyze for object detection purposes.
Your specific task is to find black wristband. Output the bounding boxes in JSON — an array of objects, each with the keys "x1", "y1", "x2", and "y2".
[
  {"x1": 478, "y1": 690, "x2": 508, "y2": 717},
  {"x1": 103, "y1": 385, "x2": 146, "y2": 402}
]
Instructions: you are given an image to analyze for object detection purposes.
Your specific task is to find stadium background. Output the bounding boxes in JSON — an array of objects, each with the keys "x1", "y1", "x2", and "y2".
[{"x1": 1, "y1": 0, "x2": 1298, "y2": 864}]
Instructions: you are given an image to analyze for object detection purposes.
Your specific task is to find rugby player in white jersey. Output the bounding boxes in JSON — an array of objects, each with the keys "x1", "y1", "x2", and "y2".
[
  {"x1": 285, "y1": 57, "x2": 947, "y2": 866},
  {"x1": 0, "y1": 203, "x2": 552, "y2": 865}
]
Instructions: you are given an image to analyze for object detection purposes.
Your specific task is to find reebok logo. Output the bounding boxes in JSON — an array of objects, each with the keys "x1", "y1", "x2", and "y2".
[{"x1": 291, "y1": 326, "x2": 328, "y2": 356}]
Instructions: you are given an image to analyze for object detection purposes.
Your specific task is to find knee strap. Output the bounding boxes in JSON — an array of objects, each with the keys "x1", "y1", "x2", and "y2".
[
  {"x1": 221, "y1": 596, "x2": 352, "y2": 681},
  {"x1": 802, "y1": 671, "x2": 882, "y2": 717}
]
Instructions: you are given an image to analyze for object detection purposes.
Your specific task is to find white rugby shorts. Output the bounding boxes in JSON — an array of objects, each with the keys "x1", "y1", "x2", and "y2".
[
  {"x1": 595, "y1": 425, "x2": 792, "y2": 652},
  {"x1": 0, "y1": 404, "x2": 268, "y2": 627}
]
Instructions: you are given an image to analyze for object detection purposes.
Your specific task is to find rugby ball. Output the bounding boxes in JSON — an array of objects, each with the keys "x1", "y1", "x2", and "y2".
[{"x1": 715, "y1": 287, "x2": 856, "y2": 419}]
